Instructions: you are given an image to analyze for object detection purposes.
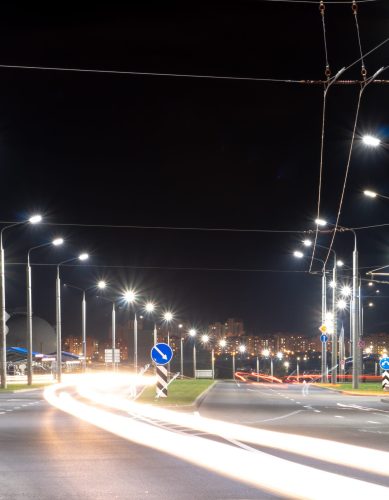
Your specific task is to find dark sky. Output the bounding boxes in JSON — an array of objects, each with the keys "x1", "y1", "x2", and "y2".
[{"x1": 1, "y1": 1, "x2": 389, "y2": 340}]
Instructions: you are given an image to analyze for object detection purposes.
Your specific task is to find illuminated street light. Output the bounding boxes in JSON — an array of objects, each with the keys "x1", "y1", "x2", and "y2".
[
  {"x1": 29, "y1": 214, "x2": 43, "y2": 224},
  {"x1": 201, "y1": 334, "x2": 210, "y2": 344},
  {"x1": 262, "y1": 348, "x2": 270, "y2": 357},
  {"x1": 1, "y1": 214, "x2": 43, "y2": 388},
  {"x1": 276, "y1": 352, "x2": 283, "y2": 360},
  {"x1": 368, "y1": 302, "x2": 374, "y2": 307},
  {"x1": 123, "y1": 290, "x2": 136, "y2": 303},
  {"x1": 219, "y1": 339, "x2": 227, "y2": 348},
  {"x1": 145, "y1": 302, "x2": 155, "y2": 313},
  {"x1": 362, "y1": 135, "x2": 380, "y2": 147},
  {"x1": 329, "y1": 280, "x2": 336, "y2": 289},
  {"x1": 368, "y1": 282, "x2": 373, "y2": 287},
  {"x1": 293, "y1": 251, "x2": 304, "y2": 259},
  {"x1": 376, "y1": 289, "x2": 380, "y2": 294},
  {"x1": 97, "y1": 280, "x2": 106, "y2": 289},
  {"x1": 238, "y1": 345, "x2": 246, "y2": 353},
  {"x1": 337, "y1": 260, "x2": 344, "y2": 268},
  {"x1": 302, "y1": 239, "x2": 312, "y2": 247},
  {"x1": 26, "y1": 237, "x2": 64, "y2": 385},
  {"x1": 340, "y1": 286, "x2": 352, "y2": 298},
  {"x1": 364, "y1": 190, "x2": 377, "y2": 198},
  {"x1": 56, "y1": 253, "x2": 89, "y2": 382},
  {"x1": 189, "y1": 328, "x2": 197, "y2": 337},
  {"x1": 315, "y1": 218, "x2": 327, "y2": 227},
  {"x1": 163, "y1": 311, "x2": 173, "y2": 322},
  {"x1": 337, "y1": 299, "x2": 347, "y2": 310}
]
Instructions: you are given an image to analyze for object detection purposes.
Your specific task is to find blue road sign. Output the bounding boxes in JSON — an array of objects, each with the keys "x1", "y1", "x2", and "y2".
[
  {"x1": 151, "y1": 343, "x2": 173, "y2": 365},
  {"x1": 320, "y1": 334, "x2": 328, "y2": 343},
  {"x1": 379, "y1": 357, "x2": 389, "y2": 371}
]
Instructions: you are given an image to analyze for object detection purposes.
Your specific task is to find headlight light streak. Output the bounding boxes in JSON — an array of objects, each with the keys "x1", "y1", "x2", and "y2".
[
  {"x1": 44, "y1": 383, "x2": 389, "y2": 499},
  {"x1": 72, "y1": 376, "x2": 389, "y2": 479}
]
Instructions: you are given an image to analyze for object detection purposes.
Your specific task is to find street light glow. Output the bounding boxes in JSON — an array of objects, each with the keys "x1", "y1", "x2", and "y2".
[
  {"x1": 29, "y1": 214, "x2": 42, "y2": 224},
  {"x1": 78, "y1": 253, "x2": 89, "y2": 261},
  {"x1": 315, "y1": 218, "x2": 327, "y2": 227},
  {"x1": 201, "y1": 334, "x2": 209, "y2": 343},
  {"x1": 293, "y1": 251, "x2": 304, "y2": 259},
  {"x1": 145, "y1": 302, "x2": 155, "y2": 313},
  {"x1": 262, "y1": 349, "x2": 270, "y2": 357},
  {"x1": 52, "y1": 238, "x2": 64, "y2": 246},
  {"x1": 163, "y1": 311, "x2": 173, "y2": 322},
  {"x1": 340, "y1": 286, "x2": 351, "y2": 297},
  {"x1": 123, "y1": 290, "x2": 136, "y2": 303},
  {"x1": 336, "y1": 260, "x2": 344, "y2": 268},
  {"x1": 302, "y1": 239, "x2": 312, "y2": 247},
  {"x1": 188, "y1": 329, "x2": 197, "y2": 337},
  {"x1": 368, "y1": 302, "x2": 374, "y2": 307},
  {"x1": 238, "y1": 345, "x2": 246, "y2": 353},
  {"x1": 329, "y1": 280, "x2": 336, "y2": 289},
  {"x1": 362, "y1": 135, "x2": 380, "y2": 147},
  {"x1": 364, "y1": 190, "x2": 377, "y2": 198},
  {"x1": 337, "y1": 299, "x2": 347, "y2": 310},
  {"x1": 97, "y1": 280, "x2": 106, "y2": 289},
  {"x1": 219, "y1": 339, "x2": 227, "y2": 348},
  {"x1": 276, "y1": 352, "x2": 283, "y2": 360}
]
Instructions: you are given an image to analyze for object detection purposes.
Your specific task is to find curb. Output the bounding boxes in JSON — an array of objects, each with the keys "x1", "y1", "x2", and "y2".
[
  {"x1": 195, "y1": 381, "x2": 217, "y2": 408},
  {"x1": 381, "y1": 397, "x2": 389, "y2": 404},
  {"x1": 315, "y1": 385, "x2": 389, "y2": 397}
]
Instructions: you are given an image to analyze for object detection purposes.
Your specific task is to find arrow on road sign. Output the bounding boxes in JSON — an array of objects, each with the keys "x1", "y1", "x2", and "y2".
[
  {"x1": 154, "y1": 345, "x2": 167, "y2": 360},
  {"x1": 379, "y1": 357, "x2": 389, "y2": 371}
]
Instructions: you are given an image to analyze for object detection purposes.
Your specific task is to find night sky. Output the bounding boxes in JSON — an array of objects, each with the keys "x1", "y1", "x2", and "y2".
[{"x1": 1, "y1": 1, "x2": 389, "y2": 340}]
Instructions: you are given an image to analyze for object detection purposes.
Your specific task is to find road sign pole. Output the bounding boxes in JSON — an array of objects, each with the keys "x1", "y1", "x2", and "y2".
[
  {"x1": 256, "y1": 356, "x2": 259, "y2": 382},
  {"x1": 156, "y1": 365, "x2": 168, "y2": 397},
  {"x1": 382, "y1": 371, "x2": 389, "y2": 391},
  {"x1": 352, "y1": 239, "x2": 360, "y2": 389},
  {"x1": 112, "y1": 303, "x2": 116, "y2": 371},
  {"x1": 0, "y1": 244, "x2": 6, "y2": 389},
  {"x1": 321, "y1": 271, "x2": 328, "y2": 383}
]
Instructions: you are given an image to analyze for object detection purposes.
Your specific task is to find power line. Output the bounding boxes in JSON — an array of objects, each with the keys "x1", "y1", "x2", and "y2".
[
  {"x1": 5, "y1": 262, "x2": 311, "y2": 273},
  {"x1": 256, "y1": 0, "x2": 381, "y2": 4}
]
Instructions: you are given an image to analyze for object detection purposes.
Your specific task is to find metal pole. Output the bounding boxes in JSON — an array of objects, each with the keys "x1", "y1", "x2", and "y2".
[
  {"x1": 193, "y1": 344, "x2": 196, "y2": 378},
  {"x1": 153, "y1": 322, "x2": 157, "y2": 346},
  {"x1": 270, "y1": 357, "x2": 273, "y2": 382},
  {"x1": 180, "y1": 337, "x2": 184, "y2": 379},
  {"x1": 26, "y1": 256, "x2": 33, "y2": 385},
  {"x1": 297, "y1": 361, "x2": 300, "y2": 382},
  {"x1": 211, "y1": 348, "x2": 215, "y2": 379},
  {"x1": 321, "y1": 270, "x2": 328, "y2": 383},
  {"x1": 56, "y1": 266, "x2": 62, "y2": 383},
  {"x1": 82, "y1": 291, "x2": 86, "y2": 372},
  {"x1": 352, "y1": 232, "x2": 359, "y2": 389},
  {"x1": 112, "y1": 302, "x2": 116, "y2": 371},
  {"x1": 134, "y1": 311, "x2": 138, "y2": 373},
  {"x1": 256, "y1": 356, "x2": 259, "y2": 382},
  {"x1": 331, "y1": 260, "x2": 338, "y2": 384},
  {"x1": 0, "y1": 241, "x2": 6, "y2": 389},
  {"x1": 232, "y1": 353, "x2": 235, "y2": 380}
]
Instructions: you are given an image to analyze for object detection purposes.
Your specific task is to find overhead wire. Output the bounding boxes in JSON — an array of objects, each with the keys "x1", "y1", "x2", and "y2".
[{"x1": 322, "y1": 3, "x2": 388, "y2": 266}]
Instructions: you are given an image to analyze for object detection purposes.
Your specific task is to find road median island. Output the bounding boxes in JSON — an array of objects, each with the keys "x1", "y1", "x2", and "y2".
[
  {"x1": 137, "y1": 379, "x2": 216, "y2": 406},
  {"x1": 316, "y1": 382, "x2": 389, "y2": 396},
  {"x1": 0, "y1": 382, "x2": 53, "y2": 393}
]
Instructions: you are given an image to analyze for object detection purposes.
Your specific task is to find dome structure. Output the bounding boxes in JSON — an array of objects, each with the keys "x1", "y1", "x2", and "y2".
[{"x1": 6, "y1": 312, "x2": 56, "y2": 354}]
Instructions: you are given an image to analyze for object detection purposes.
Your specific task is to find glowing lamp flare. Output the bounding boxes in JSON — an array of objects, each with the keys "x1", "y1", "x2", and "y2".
[
  {"x1": 29, "y1": 214, "x2": 42, "y2": 224},
  {"x1": 363, "y1": 190, "x2": 377, "y2": 198},
  {"x1": 362, "y1": 135, "x2": 380, "y2": 147},
  {"x1": 52, "y1": 238, "x2": 64, "y2": 246},
  {"x1": 124, "y1": 290, "x2": 136, "y2": 303},
  {"x1": 78, "y1": 253, "x2": 89, "y2": 261}
]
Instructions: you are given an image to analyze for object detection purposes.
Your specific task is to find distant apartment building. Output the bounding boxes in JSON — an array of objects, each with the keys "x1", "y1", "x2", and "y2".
[
  {"x1": 209, "y1": 318, "x2": 245, "y2": 338},
  {"x1": 363, "y1": 332, "x2": 389, "y2": 355},
  {"x1": 63, "y1": 335, "x2": 82, "y2": 355}
]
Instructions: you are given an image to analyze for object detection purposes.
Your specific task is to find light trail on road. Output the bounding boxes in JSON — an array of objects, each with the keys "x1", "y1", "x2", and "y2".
[{"x1": 44, "y1": 373, "x2": 389, "y2": 498}]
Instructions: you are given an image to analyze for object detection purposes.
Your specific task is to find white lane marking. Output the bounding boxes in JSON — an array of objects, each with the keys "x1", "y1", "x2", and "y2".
[
  {"x1": 256, "y1": 409, "x2": 304, "y2": 423},
  {"x1": 337, "y1": 403, "x2": 389, "y2": 414},
  {"x1": 296, "y1": 402, "x2": 302, "y2": 404},
  {"x1": 0, "y1": 411, "x2": 5, "y2": 414},
  {"x1": 5, "y1": 410, "x2": 12, "y2": 412},
  {"x1": 14, "y1": 407, "x2": 21, "y2": 409},
  {"x1": 314, "y1": 410, "x2": 321, "y2": 413},
  {"x1": 334, "y1": 415, "x2": 344, "y2": 419},
  {"x1": 367, "y1": 421, "x2": 380, "y2": 424}
]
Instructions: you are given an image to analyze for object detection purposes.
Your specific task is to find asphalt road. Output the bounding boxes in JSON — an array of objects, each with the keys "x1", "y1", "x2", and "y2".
[{"x1": 1, "y1": 380, "x2": 388, "y2": 499}]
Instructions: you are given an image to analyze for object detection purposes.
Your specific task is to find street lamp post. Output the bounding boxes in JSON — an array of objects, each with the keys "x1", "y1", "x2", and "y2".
[
  {"x1": 65, "y1": 280, "x2": 106, "y2": 372},
  {"x1": 124, "y1": 290, "x2": 137, "y2": 373},
  {"x1": 189, "y1": 329, "x2": 196, "y2": 378},
  {"x1": 56, "y1": 253, "x2": 89, "y2": 383},
  {"x1": 27, "y1": 237, "x2": 64, "y2": 385},
  {"x1": 1, "y1": 214, "x2": 42, "y2": 389},
  {"x1": 180, "y1": 336, "x2": 184, "y2": 379}
]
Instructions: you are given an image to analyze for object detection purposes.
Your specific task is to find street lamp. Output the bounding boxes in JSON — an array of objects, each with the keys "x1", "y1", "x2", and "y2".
[
  {"x1": 26, "y1": 237, "x2": 64, "y2": 385},
  {"x1": 123, "y1": 289, "x2": 138, "y2": 373},
  {"x1": 64, "y1": 279, "x2": 106, "y2": 372},
  {"x1": 144, "y1": 301, "x2": 157, "y2": 345},
  {"x1": 56, "y1": 253, "x2": 89, "y2": 383},
  {"x1": 362, "y1": 135, "x2": 380, "y2": 147},
  {"x1": 1, "y1": 214, "x2": 42, "y2": 388},
  {"x1": 189, "y1": 328, "x2": 197, "y2": 378},
  {"x1": 163, "y1": 311, "x2": 174, "y2": 345}
]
